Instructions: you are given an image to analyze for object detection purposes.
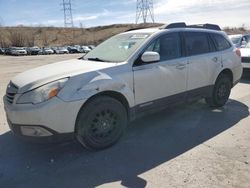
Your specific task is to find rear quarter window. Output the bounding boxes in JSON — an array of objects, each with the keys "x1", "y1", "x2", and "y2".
[{"x1": 211, "y1": 33, "x2": 231, "y2": 51}]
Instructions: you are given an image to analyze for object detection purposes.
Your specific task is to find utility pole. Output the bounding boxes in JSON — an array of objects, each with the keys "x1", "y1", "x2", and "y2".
[
  {"x1": 136, "y1": 0, "x2": 155, "y2": 24},
  {"x1": 62, "y1": 0, "x2": 74, "y2": 27}
]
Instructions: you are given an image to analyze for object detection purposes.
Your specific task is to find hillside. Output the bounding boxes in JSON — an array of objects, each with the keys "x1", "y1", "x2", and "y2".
[
  {"x1": 0, "y1": 23, "x2": 249, "y2": 48},
  {"x1": 0, "y1": 23, "x2": 163, "y2": 47}
]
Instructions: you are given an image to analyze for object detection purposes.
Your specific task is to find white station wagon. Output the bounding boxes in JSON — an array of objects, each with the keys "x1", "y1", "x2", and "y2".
[{"x1": 4, "y1": 23, "x2": 242, "y2": 150}]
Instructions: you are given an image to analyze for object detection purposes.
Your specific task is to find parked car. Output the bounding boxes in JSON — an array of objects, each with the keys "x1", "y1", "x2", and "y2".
[
  {"x1": 4, "y1": 48, "x2": 12, "y2": 55},
  {"x1": 240, "y1": 42, "x2": 250, "y2": 69},
  {"x1": 38, "y1": 47, "x2": 54, "y2": 55},
  {"x1": 26, "y1": 46, "x2": 41, "y2": 55},
  {"x1": 228, "y1": 34, "x2": 250, "y2": 48},
  {"x1": 74, "y1": 45, "x2": 91, "y2": 53},
  {"x1": 67, "y1": 46, "x2": 78, "y2": 53},
  {"x1": 81, "y1": 46, "x2": 91, "y2": 53},
  {"x1": 4, "y1": 23, "x2": 242, "y2": 150},
  {"x1": 54, "y1": 47, "x2": 69, "y2": 54},
  {"x1": 0, "y1": 48, "x2": 5, "y2": 54},
  {"x1": 51, "y1": 47, "x2": 57, "y2": 54},
  {"x1": 9, "y1": 47, "x2": 27, "y2": 56}
]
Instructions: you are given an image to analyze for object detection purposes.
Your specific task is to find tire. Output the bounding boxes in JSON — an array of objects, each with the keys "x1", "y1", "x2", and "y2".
[
  {"x1": 205, "y1": 74, "x2": 232, "y2": 107},
  {"x1": 75, "y1": 96, "x2": 128, "y2": 150}
]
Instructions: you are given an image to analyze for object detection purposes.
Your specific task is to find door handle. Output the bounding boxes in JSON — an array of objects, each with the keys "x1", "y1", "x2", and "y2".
[
  {"x1": 176, "y1": 64, "x2": 186, "y2": 70},
  {"x1": 212, "y1": 57, "x2": 219, "y2": 62}
]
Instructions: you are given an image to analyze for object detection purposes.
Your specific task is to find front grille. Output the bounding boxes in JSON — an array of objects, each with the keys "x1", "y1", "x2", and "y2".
[
  {"x1": 242, "y1": 57, "x2": 250, "y2": 63},
  {"x1": 6, "y1": 82, "x2": 18, "y2": 104}
]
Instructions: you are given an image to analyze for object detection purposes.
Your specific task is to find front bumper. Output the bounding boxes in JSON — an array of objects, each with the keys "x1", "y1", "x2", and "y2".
[
  {"x1": 7, "y1": 120, "x2": 74, "y2": 143},
  {"x1": 3, "y1": 96, "x2": 84, "y2": 140}
]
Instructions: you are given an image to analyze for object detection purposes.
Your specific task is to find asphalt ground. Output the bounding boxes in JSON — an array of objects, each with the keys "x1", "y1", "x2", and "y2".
[{"x1": 0, "y1": 54, "x2": 249, "y2": 188}]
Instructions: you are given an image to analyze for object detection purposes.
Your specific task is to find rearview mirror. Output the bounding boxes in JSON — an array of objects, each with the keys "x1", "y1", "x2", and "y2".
[{"x1": 141, "y1": 51, "x2": 160, "y2": 63}]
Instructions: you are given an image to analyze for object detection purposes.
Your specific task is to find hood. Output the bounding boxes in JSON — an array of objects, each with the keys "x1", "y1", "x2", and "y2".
[
  {"x1": 12, "y1": 59, "x2": 117, "y2": 93},
  {"x1": 240, "y1": 48, "x2": 250, "y2": 57}
]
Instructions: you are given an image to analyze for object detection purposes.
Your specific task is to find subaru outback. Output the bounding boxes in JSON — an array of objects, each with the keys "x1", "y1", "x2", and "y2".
[{"x1": 4, "y1": 23, "x2": 242, "y2": 150}]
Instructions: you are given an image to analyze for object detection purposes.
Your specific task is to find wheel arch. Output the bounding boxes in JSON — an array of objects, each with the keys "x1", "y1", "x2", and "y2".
[
  {"x1": 75, "y1": 91, "x2": 131, "y2": 132},
  {"x1": 94, "y1": 91, "x2": 130, "y2": 115},
  {"x1": 217, "y1": 69, "x2": 233, "y2": 87}
]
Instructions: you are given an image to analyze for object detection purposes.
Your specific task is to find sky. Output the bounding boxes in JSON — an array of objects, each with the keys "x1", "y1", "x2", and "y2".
[{"x1": 0, "y1": 0, "x2": 249, "y2": 28}]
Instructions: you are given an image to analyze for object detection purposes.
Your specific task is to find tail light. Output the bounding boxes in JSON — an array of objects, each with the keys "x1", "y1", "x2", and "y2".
[{"x1": 235, "y1": 48, "x2": 241, "y2": 57}]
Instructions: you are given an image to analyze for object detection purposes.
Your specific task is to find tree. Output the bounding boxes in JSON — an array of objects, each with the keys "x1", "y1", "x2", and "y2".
[
  {"x1": 9, "y1": 30, "x2": 26, "y2": 47},
  {"x1": 26, "y1": 32, "x2": 35, "y2": 47},
  {"x1": 239, "y1": 24, "x2": 246, "y2": 32},
  {"x1": 42, "y1": 28, "x2": 48, "y2": 46}
]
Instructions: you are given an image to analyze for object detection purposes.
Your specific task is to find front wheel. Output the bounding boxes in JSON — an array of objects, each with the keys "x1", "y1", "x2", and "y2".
[
  {"x1": 205, "y1": 74, "x2": 232, "y2": 107},
  {"x1": 75, "y1": 96, "x2": 128, "y2": 150}
]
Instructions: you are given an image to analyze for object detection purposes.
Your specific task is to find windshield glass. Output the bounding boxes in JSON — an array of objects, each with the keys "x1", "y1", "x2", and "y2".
[
  {"x1": 229, "y1": 36, "x2": 241, "y2": 44},
  {"x1": 84, "y1": 33, "x2": 151, "y2": 62},
  {"x1": 12, "y1": 47, "x2": 24, "y2": 50}
]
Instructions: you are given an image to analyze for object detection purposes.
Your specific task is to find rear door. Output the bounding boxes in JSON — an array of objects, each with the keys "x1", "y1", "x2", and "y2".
[{"x1": 183, "y1": 31, "x2": 221, "y2": 97}]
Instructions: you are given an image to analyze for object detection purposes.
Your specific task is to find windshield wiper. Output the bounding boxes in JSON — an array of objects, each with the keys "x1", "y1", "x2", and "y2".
[{"x1": 87, "y1": 57, "x2": 105, "y2": 62}]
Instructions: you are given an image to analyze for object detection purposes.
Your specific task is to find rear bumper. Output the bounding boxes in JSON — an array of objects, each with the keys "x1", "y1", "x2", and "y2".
[
  {"x1": 242, "y1": 56, "x2": 250, "y2": 68},
  {"x1": 242, "y1": 62, "x2": 250, "y2": 69}
]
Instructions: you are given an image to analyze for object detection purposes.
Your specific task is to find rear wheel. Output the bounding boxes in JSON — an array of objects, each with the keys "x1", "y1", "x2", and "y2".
[
  {"x1": 205, "y1": 74, "x2": 232, "y2": 107},
  {"x1": 76, "y1": 96, "x2": 128, "y2": 150}
]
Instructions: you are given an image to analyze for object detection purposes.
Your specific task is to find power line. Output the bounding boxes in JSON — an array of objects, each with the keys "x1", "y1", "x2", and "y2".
[
  {"x1": 62, "y1": 0, "x2": 74, "y2": 27},
  {"x1": 136, "y1": 0, "x2": 155, "y2": 24}
]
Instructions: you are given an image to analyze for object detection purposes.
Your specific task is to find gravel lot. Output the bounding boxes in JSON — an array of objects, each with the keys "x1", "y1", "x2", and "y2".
[{"x1": 0, "y1": 54, "x2": 250, "y2": 188}]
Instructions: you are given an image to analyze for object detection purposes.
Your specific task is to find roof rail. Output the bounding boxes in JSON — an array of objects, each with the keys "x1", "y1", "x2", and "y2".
[
  {"x1": 188, "y1": 24, "x2": 221, "y2": 31},
  {"x1": 162, "y1": 22, "x2": 221, "y2": 31},
  {"x1": 164, "y1": 22, "x2": 187, "y2": 29},
  {"x1": 126, "y1": 27, "x2": 153, "y2": 32}
]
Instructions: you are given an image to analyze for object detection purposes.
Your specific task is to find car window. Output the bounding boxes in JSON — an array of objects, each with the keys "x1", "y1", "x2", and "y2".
[
  {"x1": 211, "y1": 33, "x2": 231, "y2": 51},
  {"x1": 85, "y1": 33, "x2": 152, "y2": 62},
  {"x1": 145, "y1": 33, "x2": 181, "y2": 61},
  {"x1": 207, "y1": 35, "x2": 216, "y2": 52},
  {"x1": 184, "y1": 32, "x2": 210, "y2": 56}
]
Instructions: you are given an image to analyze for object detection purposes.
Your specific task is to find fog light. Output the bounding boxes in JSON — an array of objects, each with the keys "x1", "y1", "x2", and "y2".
[{"x1": 20, "y1": 126, "x2": 53, "y2": 137}]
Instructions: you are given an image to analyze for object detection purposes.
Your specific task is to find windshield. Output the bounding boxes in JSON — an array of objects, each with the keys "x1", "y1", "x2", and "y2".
[
  {"x1": 229, "y1": 36, "x2": 241, "y2": 44},
  {"x1": 12, "y1": 47, "x2": 24, "y2": 50},
  {"x1": 84, "y1": 33, "x2": 151, "y2": 62}
]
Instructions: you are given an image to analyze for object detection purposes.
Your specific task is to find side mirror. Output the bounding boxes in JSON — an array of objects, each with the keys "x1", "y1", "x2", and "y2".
[{"x1": 141, "y1": 51, "x2": 160, "y2": 63}]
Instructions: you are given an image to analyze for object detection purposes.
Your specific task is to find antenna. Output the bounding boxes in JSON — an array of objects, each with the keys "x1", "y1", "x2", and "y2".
[
  {"x1": 136, "y1": 0, "x2": 155, "y2": 24},
  {"x1": 62, "y1": 0, "x2": 74, "y2": 27}
]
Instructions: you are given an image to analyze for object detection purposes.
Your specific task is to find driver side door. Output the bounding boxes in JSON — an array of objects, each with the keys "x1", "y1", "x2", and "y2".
[{"x1": 132, "y1": 32, "x2": 188, "y2": 112}]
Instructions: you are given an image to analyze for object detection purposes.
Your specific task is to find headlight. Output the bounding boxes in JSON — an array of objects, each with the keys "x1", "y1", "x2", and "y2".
[{"x1": 17, "y1": 78, "x2": 68, "y2": 104}]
